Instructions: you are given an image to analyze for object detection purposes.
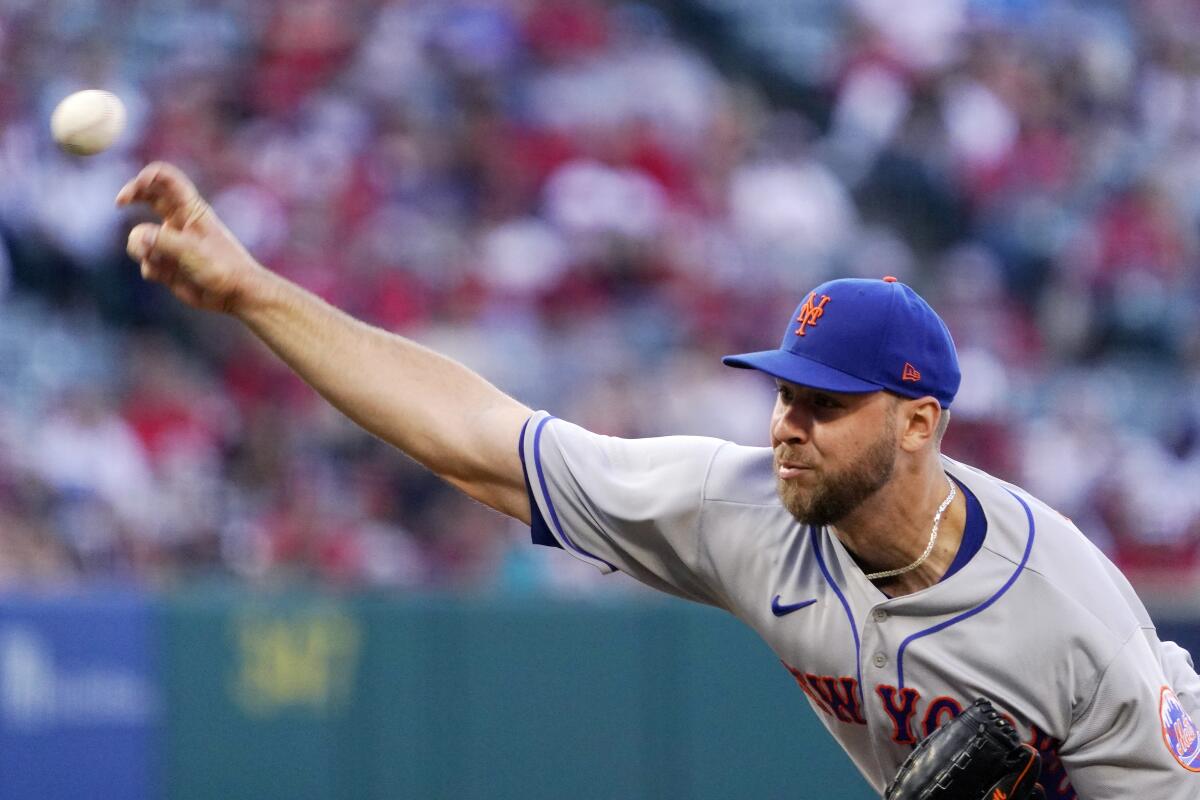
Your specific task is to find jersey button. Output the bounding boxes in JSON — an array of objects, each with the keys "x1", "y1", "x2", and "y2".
[
  {"x1": 872, "y1": 609, "x2": 888, "y2": 623},
  {"x1": 872, "y1": 652, "x2": 888, "y2": 668}
]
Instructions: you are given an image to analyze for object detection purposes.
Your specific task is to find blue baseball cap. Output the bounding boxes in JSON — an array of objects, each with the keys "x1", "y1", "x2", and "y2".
[{"x1": 722, "y1": 277, "x2": 960, "y2": 408}]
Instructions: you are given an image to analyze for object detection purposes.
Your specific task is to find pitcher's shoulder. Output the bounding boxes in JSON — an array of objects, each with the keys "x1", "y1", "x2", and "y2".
[
  {"x1": 943, "y1": 456, "x2": 1087, "y2": 554},
  {"x1": 945, "y1": 457, "x2": 1152, "y2": 635}
]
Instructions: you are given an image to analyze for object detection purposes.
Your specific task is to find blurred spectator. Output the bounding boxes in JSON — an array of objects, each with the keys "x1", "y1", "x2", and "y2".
[{"x1": 1, "y1": 0, "x2": 1199, "y2": 597}]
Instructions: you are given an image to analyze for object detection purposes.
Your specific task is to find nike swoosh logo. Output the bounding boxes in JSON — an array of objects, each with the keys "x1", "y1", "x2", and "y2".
[{"x1": 771, "y1": 595, "x2": 817, "y2": 617}]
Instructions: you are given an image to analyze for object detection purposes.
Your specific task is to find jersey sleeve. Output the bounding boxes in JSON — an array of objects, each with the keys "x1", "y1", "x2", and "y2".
[
  {"x1": 1058, "y1": 628, "x2": 1200, "y2": 797},
  {"x1": 1158, "y1": 637, "x2": 1200, "y2": 719},
  {"x1": 520, "y1": 411, "x2": 727, "y2": 607}
]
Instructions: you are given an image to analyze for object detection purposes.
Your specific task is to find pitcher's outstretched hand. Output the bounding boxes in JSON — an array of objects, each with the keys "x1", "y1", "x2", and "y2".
[{"x1": 117, "y1": 161, "x2": 266, "y2": 313}]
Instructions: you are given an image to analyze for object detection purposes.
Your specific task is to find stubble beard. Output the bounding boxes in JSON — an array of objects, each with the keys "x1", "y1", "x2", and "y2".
[{"x1": 775, "y1": 419, "x2": 897, "y2": 527}]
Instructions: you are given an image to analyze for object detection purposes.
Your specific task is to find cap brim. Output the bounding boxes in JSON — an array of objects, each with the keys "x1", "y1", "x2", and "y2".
[{"x1": 722, "y1": 350, "x2": 883, "y2": 394}]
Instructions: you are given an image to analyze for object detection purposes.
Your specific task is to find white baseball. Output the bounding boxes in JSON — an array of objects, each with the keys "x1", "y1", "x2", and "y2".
[{"x1": 50, "y1": 90, "x2": 127, "y2": 156}]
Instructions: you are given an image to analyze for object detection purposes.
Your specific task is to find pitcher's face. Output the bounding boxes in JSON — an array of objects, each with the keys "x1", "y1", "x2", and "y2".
[{"x1": 771, "y1": 383, "x2": 898, "y2": 526}]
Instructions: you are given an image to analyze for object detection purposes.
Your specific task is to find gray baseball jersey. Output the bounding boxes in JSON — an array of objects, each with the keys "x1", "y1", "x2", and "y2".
[{"x1": 519, "y1": 411, "x2": 1200, "y2": 798}]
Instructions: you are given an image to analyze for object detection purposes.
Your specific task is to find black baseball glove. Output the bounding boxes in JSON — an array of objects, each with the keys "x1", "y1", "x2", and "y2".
[{"x1": 884, "y1": 697, "x2": 1045, "y2": 800}]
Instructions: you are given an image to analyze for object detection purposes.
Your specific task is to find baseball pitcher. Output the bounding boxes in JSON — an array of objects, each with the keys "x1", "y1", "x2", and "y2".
[{"x1": 118, "y1": 162, "x2": 1200, "y2": 799}]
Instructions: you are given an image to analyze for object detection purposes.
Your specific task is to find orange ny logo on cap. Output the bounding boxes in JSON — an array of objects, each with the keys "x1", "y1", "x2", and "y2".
[{"x1": 794, "y1": 292, "x2": 831, "y2": 336}]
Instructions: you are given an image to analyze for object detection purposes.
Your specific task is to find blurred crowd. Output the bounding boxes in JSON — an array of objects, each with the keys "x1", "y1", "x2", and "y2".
[{"x1": 0, "y1": 0, "x2": 1199, "y2": 596}]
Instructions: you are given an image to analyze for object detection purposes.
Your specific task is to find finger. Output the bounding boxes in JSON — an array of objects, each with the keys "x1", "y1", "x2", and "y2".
[
  {"x1": 118, "y1": 161, "x2": 184, "y2": 200},
  {"x1": 128, "y1": 221, "x2": 204, "y2": 263},
  {"x1": 116, "y1": 161, "x2": 202, "y2": 222},
  {"x1": 116, "y1": 161, "x2": 170, "y2": 206},
  {"x1": 178, "y1": 196, "x2": 211, "y2": 231},
  {"x1": 127, "y1": 223, "x2": 160, "y2": 262},
  {"x1": 140, "y1": 254, "x2": 179, "y2": 286},
  {"x1": 150, "y1": 223, "x2": 203, "y2": 261},
  {"x1": 115, "y1": 178, "x2": 138, "y2": 206}
]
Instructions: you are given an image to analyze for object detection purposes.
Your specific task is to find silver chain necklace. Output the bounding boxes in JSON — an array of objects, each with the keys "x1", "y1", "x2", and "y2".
[{"x1": 863, "y1": 480, "x2": 957, "y2": 581}]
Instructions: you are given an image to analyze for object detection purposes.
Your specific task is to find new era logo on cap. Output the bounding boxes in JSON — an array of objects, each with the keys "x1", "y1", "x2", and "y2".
[{"x1": 721, "y1": 277, "x2": 961, "y2": 409}]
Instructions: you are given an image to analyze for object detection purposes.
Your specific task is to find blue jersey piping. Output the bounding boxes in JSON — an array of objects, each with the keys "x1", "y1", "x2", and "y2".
[
  {"x1": 520, "y1": 415, "x2": 558, "y2": 548},
  {"x1": 811, "y1": 525, "x2": 864, "y2": 706},
  {"x1": 531, "y1": 415, "x2": 617, "y2": 571},
  {"x1": 896, "y1": 487, "x2": 1036, "y2": 689}
]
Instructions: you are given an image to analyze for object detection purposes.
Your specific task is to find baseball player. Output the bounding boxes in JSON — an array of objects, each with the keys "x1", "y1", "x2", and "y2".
[{"x1": 118, "y1": 162, "x2": 1200, "y2": 798}]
